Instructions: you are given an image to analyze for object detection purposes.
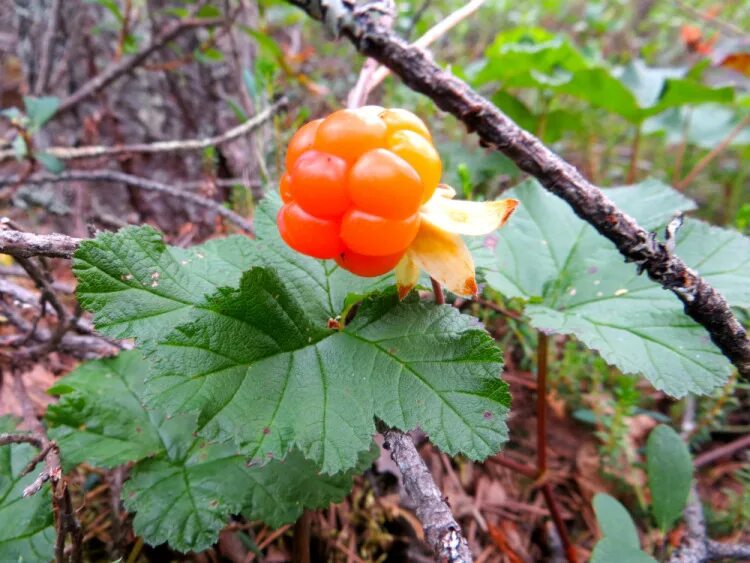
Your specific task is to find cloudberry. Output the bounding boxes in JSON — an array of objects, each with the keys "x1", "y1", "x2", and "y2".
[{"x1": 277, "y1": 107, "x2": 442, "y2": 277}]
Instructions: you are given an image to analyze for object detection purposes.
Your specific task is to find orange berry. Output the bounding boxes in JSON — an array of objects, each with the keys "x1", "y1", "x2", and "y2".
[
  {"x1": 280, "y1": 172, "x2": 293, "y2": 203},
  {"x1": 348, "y1": 149, "x2": 423, "y2": 220},
  {"x1": 379, "y1": 108, "x2": 431, "y2": 140},
  {"x1": 278, "y1": 203, "x2": 344, "y2": 259},
  {"x1": 387, "y1": 130, "x2": 442, "y2": 202},
  {"x1": 285, "y1": 119, "x2": 322, "y2": 170},
  {"x1": 290, "y1": 150, "x2": 350, "y2": 219},
  {"x1": 341, "y1": 210, "x2": 420, "y2": 256},
  {"x1": 336, "y1": 249, "x2": 404, "y2": 277},
  {"x1": 315, "y1": 109, "x2": 387, "y2": 162}
]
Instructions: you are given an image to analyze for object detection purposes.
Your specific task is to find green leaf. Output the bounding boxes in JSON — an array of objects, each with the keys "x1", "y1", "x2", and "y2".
[
  {"x1": 47, "y1": 353, "x2": 165, "y2": 468},
  {"x1": 591, "y1": 537, "x2": 657, "y2": 563},
  {"x1": 146, "y1": 270, "x2": 510, "y2": 474},
  {"x1": 242, "y1": 445, "x2": 377, "y2": 528},
  {"x1": 646, "y1": 424, "x2": 693, "y2": 531},
  {"x1": 36, "y1": 152, "x2": 65, "y2": 174},
  {"x1": 73, "y1": 226, "x2": 255, "y2": 342},
  {"x1": 593, "y1": 493, "x2": 639, "y2": 548},
  {"x1": 0, "y1": 417, "x2": 55, "y2": 561},
  {"x1": 196, "y1": 4, "x2": 222, "y2": 18},
  {"x1": 476, "y1": 29, "x2": 733, "y2": 123},
  {"x1": 643, "y1": 105, "x2": 750, "y2": 149},
  {"x1": 74, "y1": 200, "x2": 510, "y2": 474},
  {"x1": 481, "y1": 179, "x2": 750, "y2": 397},
  {"x1": 23, "y1": 96, "x2": 59, "y2": 129},
  {"x1": 47, "y1": 352, "x2": 375, "y2": 552},
  {"x1": 196, "y1": 47, "x2": 224, "y2": 63}
]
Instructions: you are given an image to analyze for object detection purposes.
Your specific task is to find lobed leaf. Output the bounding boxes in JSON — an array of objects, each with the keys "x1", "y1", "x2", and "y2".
[
  {"x1": 47, "y1": 352, "x2": 375, "y2": 553},
  {"x1": 480, "y1": 179, "x2": 750, "y2": 397},
  {"x1": 146, "y1": 269, "x2": 510, "y2": 474},
  {"x1": 0, "y1": 417, "x2": 55, "y2": 561}
]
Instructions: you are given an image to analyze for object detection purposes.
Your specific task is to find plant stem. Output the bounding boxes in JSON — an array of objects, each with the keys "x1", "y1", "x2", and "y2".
[
  {"x1": 536, "y1": 331, "x2": 548, "y2": 476},
  {"x1": 431, "y1": 277, "x2": 445, "y2": 305},
  {"x1": 627, "y1": 126, "x2": 641, "y2": 184},
  {"x1": 677, "y1": 113, "x2": 750, "y2": 191},
  {"x1": 541, "y1": 483, "x2": 577, "y2": 563},
  {"x1": 293, "y1": 510, "x2": 311, "y2": 563},
  {"x1": 535, "y1": 331, "x2": 578, "y2": 563}
]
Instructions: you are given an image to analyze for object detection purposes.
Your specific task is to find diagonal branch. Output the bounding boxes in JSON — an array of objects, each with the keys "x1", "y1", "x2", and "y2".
[
  {"x1": 54, "y1": 15, "x2": 225, "y2": 118},
  {"x1": 286, "y1": 0, "x2": 750, "y2": 378},
  {"x1": 0, "y1": 170, "x2": 254, "y2": 233},
  {"x1": 381, "y1": 426, "x2": 473, "y2": 562}
]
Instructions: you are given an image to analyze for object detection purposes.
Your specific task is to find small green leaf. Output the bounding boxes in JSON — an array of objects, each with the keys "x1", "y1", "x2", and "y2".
[
  {"x1": 23, "y1": 96, "x2": 59, "y2": 129},
  {"x1": 593, "y1": 493, "x2": 639, "y2": 549},
  {"x1": 646, "y1": 425, "x2": 693, "y2": 531},
  {"x1": 196, "y1": 4, "x2": 222, "y2": 18},
  {"x1": 591, "y1": 537, "x2": 657, "y2": 563},
  {"x1": 0, "y1": 417, "x2": 55, "y2": 561},
  {"x1": 36, "y1": 152, "x2": 65, "y2": 174},
  {"x1": 196, "y1": 47, "x2": 224, "y2": 63}
]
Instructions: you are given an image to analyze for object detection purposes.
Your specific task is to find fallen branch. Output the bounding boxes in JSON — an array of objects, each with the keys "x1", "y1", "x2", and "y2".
[
  {"x1": 0, "y1": 170, "x2": 254, "y2": 233},
  {"x1": 0, "y1": 98, "x2": 287, "y2": 163},
  {"x1": 286, "y1": 0, "x2": 750, "y2": 378},
  {"x1": 381, "y1": 427, "x2": 473, "y2": 562}
]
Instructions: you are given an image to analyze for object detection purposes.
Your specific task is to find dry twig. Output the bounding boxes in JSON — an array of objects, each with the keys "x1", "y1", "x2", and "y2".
[
  {"x1": 0, "y1": 170, "x2": 254, "y2": 233},
  {"x1": 0, "y1": 98, "x2": 287, "y2": 163}
]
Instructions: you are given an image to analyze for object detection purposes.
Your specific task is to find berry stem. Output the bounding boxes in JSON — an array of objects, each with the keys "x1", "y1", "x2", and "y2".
[{"x1": 430, "y1": 277, "x2": 445, "y2": 305}]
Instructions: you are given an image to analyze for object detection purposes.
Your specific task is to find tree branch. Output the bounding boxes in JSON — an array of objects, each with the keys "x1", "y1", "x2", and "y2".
[
  {"x1": 286, "y1": 0, "x2": 750, "y2": 378},
  {"x1": 33, "y1": 0, "x2": 63, "y2": 95},
  {"x1": 0, "y1": 229, "x2": 80, "y2": 259},
  {"x1": 54, "y1": 15, "x2": 225, "y2": 118},
  {"x1": 0, "y1": 97, "x2": 287, "y2": 163},
  {"x1": 381, "y1": 427, "x2": 473, "y2": 562},
  {"x1": 0, "y1": 170, "x2": 254, "y2": 233}
]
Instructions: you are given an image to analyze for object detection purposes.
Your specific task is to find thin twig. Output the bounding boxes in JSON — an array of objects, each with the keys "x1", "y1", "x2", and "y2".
[
  {"x1": 694, "y1": 433, "x2": 750, "y2": 469},
  {"x1": 287, "y1": 0, "x2": 750, "y2": 378},
  {"x1": 364, "y1": 0, "x2": 486, "y2": 97},
  {"x1": 34, "y1": 0, "x2": 63, "y2": 95},
  {"x1": 0, "y1": 98, "x2": 287, "y2": 163},
  {"x1": 0, "y1": 170, "x2": 254, "y2": 233},
  {"x1": 676, "y1": 113, "x2": 750, "y2": 190},
  {"x1": 0, "y1": 229, "x2": 80, "y2": 259},
  {"x1": 54, "y1": 15, "x2": 225, "y2": 118},
  {"x1": 672, "y1": 0, "x2": 750, "y2": 39}
]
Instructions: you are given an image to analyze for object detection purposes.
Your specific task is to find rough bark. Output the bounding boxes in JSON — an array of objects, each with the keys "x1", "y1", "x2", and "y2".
[{"x1": 381, "y1": 428, "x2": 473, "y2": 562}]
